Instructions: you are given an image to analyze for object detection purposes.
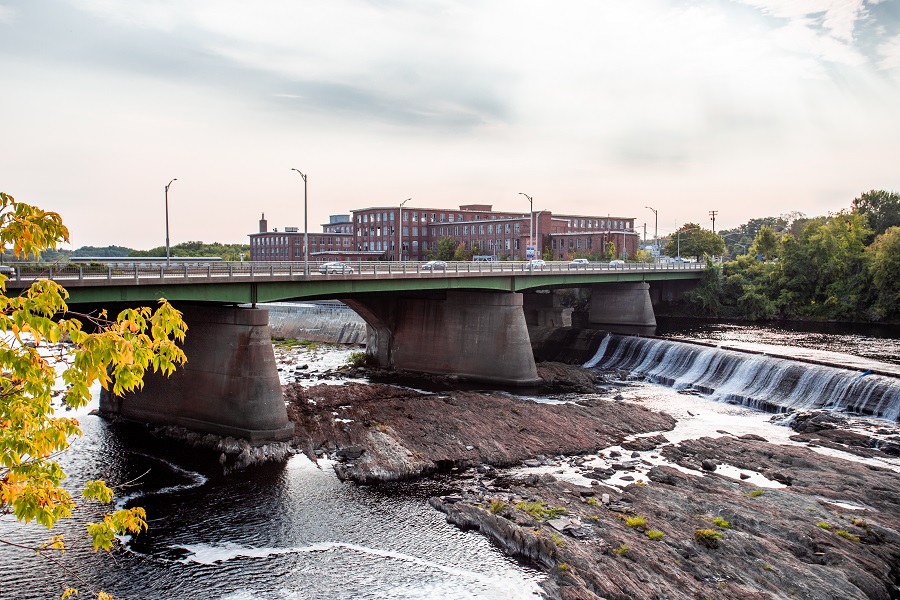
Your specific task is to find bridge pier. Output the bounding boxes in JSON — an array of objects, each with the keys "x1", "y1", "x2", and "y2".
[
  {"x1": 100, "y1": 305, "x2": 294, "y2": 443},
  {"x1": 344, "y1": 290, "x2": 541, "y2": 386},
  {"x1": 523, "y1": 291, "x2": 574, "y2": 327},
  {"x1": 588, "y1": 282, "x2": 657, "y2": 327}
]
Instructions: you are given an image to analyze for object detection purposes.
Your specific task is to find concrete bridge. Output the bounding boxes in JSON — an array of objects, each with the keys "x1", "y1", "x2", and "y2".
[{"x1": 6, "y1": 261, "x2": 704, "y2": 443}]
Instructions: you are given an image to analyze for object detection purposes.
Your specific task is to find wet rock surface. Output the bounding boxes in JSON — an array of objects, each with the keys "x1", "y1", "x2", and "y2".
[{"x1": 283, "y1": 366, "x2": 900, "y2": 600}]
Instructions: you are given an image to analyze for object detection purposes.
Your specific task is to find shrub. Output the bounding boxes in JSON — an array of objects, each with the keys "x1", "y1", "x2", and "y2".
[
  {"x1": 550, "y1": 532, "x2": 565, "y2": 548},
  {"x1": 346, "y1": 351, "x2": 369, "y2": 368},
  {"x1": 488, "y1": 499, "x2": 507, "y2": 514},
  {"x1": 646, "y1": 529, "x2": 665, "y2": 540},
  {"x1": 625, "y1": 515, "x2": 648, "y2": 529},
  {"x1": 712, "y1": 516, "x2": 732, "y2": 529},
  {"x1": 558, "y1": 562, "x2": 569, "y2": 572},
  {"x1": 694, "y1": 528, "x2": 723, "y2": 548},
  {"x1": 586, "y1": 497, "x2": 599, "y2": 507},
  {"x1": 612, "y1": 543, "x2": 629, "y2": 556},
  {"x1": 515, "y1": 500, "x2": 568, "y2": 520},
  {"x1": 849, "y1": 517, "x2": 868, "y2": 528}
]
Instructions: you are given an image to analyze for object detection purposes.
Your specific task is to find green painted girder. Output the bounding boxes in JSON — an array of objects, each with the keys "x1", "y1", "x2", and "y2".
[{"x1": 15, "y1": 269, "x2": 703, "y2": 305}]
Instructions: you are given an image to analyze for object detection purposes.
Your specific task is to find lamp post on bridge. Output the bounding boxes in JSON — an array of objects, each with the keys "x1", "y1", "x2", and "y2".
[
  {"x1": 645, "y1": 206, "x2": 658, "y2": 258},
  {"x1": 398, "y1": 198, "x2": 410, "y2": 261},
  {"x1": 291, "y1": 168, "x2": 309, "y2": 276},
  {"x1": 165, "y1": 178, "x2": 177, "y2": 267},
  {"x1": 519, "y1": 192, "x2": 533, "y2": 268}
]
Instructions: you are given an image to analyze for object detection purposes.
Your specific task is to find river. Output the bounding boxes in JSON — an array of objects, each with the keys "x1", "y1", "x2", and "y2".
[{"x1": 2, "y1": 319, "x2": 899, "y2": 599}]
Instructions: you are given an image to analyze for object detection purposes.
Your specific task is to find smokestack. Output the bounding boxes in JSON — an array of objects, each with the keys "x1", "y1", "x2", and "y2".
[{"x1": 259, "y1": 213, "x2": 267, "y2": 233}]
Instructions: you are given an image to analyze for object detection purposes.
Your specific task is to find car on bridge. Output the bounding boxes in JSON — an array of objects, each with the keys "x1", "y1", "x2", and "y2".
[
  {"x1": 568, "y1": 258, "x2": 589, "y2": 269},
  {"x1": 529, "y1": 259, "x2": 546, "y2": 268},
  {"x1": 422, "y1": 260, "x2": 447, "y2": 271},
  {"x1": 318, "y1": 261, "x2": 355, "y2": 274},
  {"x1": 608, "y1": 260, "x2": 625, "y2": 267},
  {"x1": 0, "y1": 265, "x2": 16, "y2": 277}
]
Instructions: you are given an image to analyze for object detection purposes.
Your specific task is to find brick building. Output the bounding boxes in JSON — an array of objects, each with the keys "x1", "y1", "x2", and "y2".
[{"x1": 249, "y1": 205, "x2": 638, "y2": 263}]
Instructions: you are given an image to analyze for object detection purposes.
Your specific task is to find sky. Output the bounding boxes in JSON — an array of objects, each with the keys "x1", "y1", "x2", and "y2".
[{"x1": 1, "y1": 0, "x2": 899, "y2": 250}]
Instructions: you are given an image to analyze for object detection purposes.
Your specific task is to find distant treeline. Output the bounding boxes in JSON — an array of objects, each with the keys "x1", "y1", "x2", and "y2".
[
  {"x1": 3, "y1": 241, "x2": 250, "y2": 264},
  {"x1": 683, "y1": 190, "x2": 900, "y2": 323}
]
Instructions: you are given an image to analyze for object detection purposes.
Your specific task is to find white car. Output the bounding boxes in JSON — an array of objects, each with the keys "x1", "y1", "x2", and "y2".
[
  {"x1": 608, "y1": 260, "x2": 625, "y2": 267},
  {"x1": 421, "y1": 260, "x2": 447, "y2": 271},
  {"x1": 529, "y1": 259, "x2": 546, "y2": 268},
  {"x1": 568, "y1": 258, "x2": 589, "y2": 269},
  {"x1": 318, "y1": 261, "x2": 355, "y2": 274}
]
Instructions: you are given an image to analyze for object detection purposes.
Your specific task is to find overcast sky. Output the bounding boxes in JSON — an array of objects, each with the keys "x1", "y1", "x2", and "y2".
[{"x1": 2, "y1": 0, "x2": 899, "y2": 250}]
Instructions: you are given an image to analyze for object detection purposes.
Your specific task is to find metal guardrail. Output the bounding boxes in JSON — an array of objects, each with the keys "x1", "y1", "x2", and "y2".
[{"x1": 2, "y1": 259, "x2": 705, "y2": 285}]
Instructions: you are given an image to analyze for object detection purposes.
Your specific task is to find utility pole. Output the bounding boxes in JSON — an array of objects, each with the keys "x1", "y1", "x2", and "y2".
[{"x1": 709, "y1": 210, "x2": 718, "y2": 234}]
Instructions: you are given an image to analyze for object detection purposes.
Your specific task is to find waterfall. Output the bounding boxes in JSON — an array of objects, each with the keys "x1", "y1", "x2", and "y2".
[{"x1": 583, "y1": 335, "x2": 900, "y2": 421}]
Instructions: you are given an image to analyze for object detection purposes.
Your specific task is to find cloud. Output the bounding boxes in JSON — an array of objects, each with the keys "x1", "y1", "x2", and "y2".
[{"x1": 878, "y1": 34, "x2": 900, "y2": 70}]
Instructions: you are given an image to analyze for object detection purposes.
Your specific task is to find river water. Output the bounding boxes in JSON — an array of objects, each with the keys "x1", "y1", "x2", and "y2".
[{"x1": 2, "y1": 320, "x2": 899, "y2": 599}]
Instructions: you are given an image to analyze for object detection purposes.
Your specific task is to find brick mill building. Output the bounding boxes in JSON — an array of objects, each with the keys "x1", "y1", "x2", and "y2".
[{"x1": 249, "y1": 205, "x2": 638, "y2": 263}]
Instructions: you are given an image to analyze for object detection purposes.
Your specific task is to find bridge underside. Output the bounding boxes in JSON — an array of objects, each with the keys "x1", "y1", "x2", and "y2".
[{"x1": 95, "y1": 278, "x2": 674, "y2": 444}]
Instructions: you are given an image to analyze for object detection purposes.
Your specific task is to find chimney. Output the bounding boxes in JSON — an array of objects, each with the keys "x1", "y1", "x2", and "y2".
[{"x1": 259, "y1": 213, "x2": 267, "y2": 233}]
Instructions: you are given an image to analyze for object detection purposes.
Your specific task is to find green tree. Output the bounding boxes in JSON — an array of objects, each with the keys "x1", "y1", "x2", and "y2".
[
  {"x1": 0, "y1": 192, "x2": 187, "y2": 599},
  {"x1": 426, "y1": 236, "x2": 458, "y2": 260},
  {"x1": 851, "y1": 189, "x2": 900, "y2": 237},
  {"x1": 750, "y1": 226, "x2": 781, "y2": 261},
  {"x1": 865, "y1": 226, "x2": 900, "y2": 320}
]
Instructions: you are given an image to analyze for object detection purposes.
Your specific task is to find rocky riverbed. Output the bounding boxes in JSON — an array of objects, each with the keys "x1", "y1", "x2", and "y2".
[{"x1": 282, "y1": 358, "x2": 900, "y2": 600}]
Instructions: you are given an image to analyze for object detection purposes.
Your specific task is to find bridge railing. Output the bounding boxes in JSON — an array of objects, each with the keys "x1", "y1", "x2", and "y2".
[{"x1": 2, "y1": 259, "x2": 704, "y2": 284}]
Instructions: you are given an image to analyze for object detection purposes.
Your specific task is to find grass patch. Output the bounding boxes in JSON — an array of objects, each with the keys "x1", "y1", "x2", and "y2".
[
  {"x1": 558, "y1": 562, "x2": 569, "y2": 572},
  {"x1": 488, "y1": 499, "x2": 507, "y2": 514},
  {"x1": 694, "y1": 528, "x2": 723, "y2": 549},
  {"x1": 515, "y1": 500, "x2": 568, "y2": 520},
  {"x1": 816, "y1": 522, "x2": 832, "y2": 530},
  {"x1": 586, "y1": 497, "x2": 599, "y2": 507},
  {"x1": 748, "y1": 489, "x2": 764, "y2": 498},
  {"x1": 612, "y1": 543, "x2": 629, "y2": 556},
  {"x1": 550, "y1": 532, "x2": 565, "y2": 548},
  {"x1": 849, "y1": 517, "x2": 868, "y2": 528},
  {"x1": 836, "y1": 529, "x2": 860, "y2": 542},
  {"x1": 646, "y1": 529, "x2": 665, "y2": 540}
]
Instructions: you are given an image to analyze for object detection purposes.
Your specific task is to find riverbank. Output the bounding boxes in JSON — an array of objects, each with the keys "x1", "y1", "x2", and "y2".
[{"x1": 284, "y1": 359, "x2": 900, "y2": 600}]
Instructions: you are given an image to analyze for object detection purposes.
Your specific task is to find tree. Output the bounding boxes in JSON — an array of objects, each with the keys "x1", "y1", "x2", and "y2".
[
  {"x1": 664, "y1": 223, "x2": 723, "y2": 259},
  {"x1": 426, "y1": 236, "x2": 458, "y2": 261},
  {"x1": 751, "y1": 226, "x2": 781, "y2": 261},
  {"x1": 851, "y1": 189, "x2": 900, "y2": 237},
  {"x1": 866, "y1": 226, "x2": 900, "y2": 320},
  {"x1": 0, "y1": 192, "x2": 187, "y2": 598}
]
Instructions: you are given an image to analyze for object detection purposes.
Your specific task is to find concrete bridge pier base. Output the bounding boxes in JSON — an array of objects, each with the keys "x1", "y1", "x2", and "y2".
[
  {"x1": 100, "y1": 305, "x2": 294, "y2": 443},
  {"x1": 523, "y1": 292, "x2": 574, "y2": 327},
  {"x1": 588, "y1": 282, "x2": 657, "y2": 327},
  {"x1": 345, "y1": 291, "x2": 541, "y2": 386}
]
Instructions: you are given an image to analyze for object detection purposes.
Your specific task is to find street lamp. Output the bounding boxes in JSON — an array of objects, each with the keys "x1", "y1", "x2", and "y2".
[
  {"x1": 165, "y1": 178, "x2": 177, "y2": 266},
  {"x1": 519, "y1": 192, "x2": 533, "y2": 263},
  {"x1": 398, "y1": 198, "x2": 410, "y2": 261},
  {"x1": 645, "y1": 206, "x2": 658, "y2": 255},
  {"x1": 291, "y1": 168, "x2": 309, "y2": 276}
]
